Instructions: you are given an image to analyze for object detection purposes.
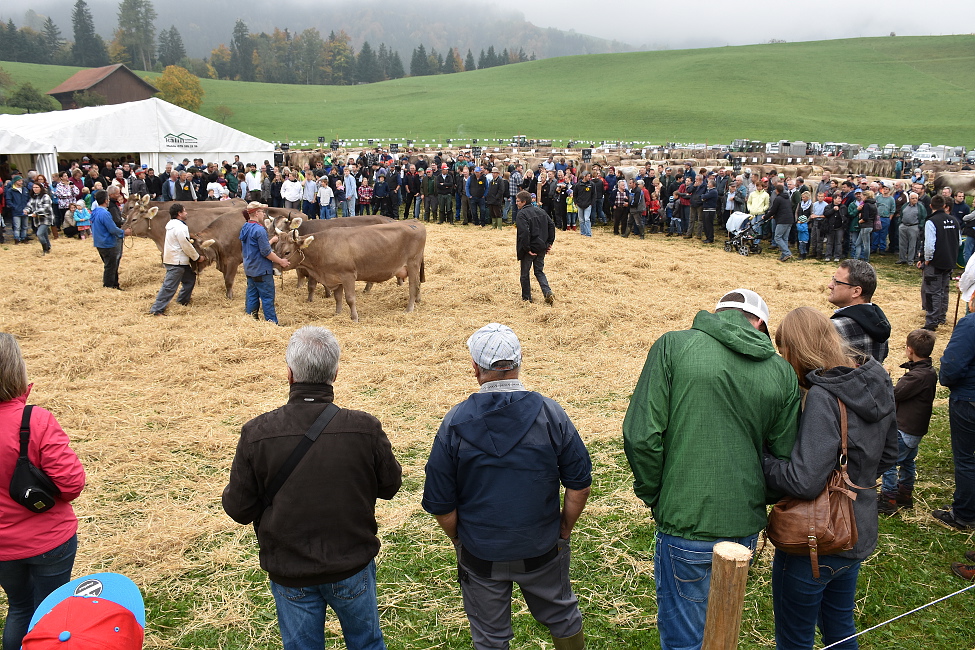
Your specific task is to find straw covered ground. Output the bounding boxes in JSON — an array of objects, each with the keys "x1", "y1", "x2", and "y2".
[{"x1": 1, "y1": 223, "x2": 972, "y2": 648}]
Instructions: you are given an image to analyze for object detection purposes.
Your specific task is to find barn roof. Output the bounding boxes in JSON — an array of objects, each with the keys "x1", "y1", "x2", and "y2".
[{"x1": 47, "y1": 64, "x2": 158, "y2": 96}]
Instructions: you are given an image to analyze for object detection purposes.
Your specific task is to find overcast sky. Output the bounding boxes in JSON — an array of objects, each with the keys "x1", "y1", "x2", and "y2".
[{"x1": 506, "y1": 0, "x2": 975, "y2": 50}]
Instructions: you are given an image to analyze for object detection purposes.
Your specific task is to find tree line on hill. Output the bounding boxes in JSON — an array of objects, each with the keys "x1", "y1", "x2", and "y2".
[{"x1": 0, "y1": 0, "x2": 534, "y2": 89}]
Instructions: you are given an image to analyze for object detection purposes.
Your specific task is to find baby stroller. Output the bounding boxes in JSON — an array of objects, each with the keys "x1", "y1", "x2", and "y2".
[{"x1": 724, "y1": 211, "x2": 765, "y2": 256}]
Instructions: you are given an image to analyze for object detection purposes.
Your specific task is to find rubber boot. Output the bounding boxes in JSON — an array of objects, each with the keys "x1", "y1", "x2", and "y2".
[
  {"x1": 552, "y1": 629, "x2": 584, "y2": 650},
  {"x1": 897, "y1": 484, "x2": 914, "y2": 508}
]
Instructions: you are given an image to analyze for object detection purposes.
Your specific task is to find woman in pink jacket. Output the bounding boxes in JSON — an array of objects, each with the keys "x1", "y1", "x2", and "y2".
[{"x1": 0, "y1": 333, "x2": 85, "y2": 650}]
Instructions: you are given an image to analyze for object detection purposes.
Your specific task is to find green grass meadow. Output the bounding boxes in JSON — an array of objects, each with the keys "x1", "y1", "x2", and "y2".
[{"x1": 2, "y1": 35, "x2": 974, "y2": 146}]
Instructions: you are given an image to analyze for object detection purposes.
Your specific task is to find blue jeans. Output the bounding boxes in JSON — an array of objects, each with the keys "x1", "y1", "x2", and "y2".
[
  {"x1": 948, "y1": 398, "x2": 975, "y2": 522},
  {"x1": 871, "y1": 218, "x2": 890, "y2": 252},
  {"x1": 472, "y1": 196, "x2": 488, "y2": 226},
  {"x1": 0, "y1": 535, "x2": 78, "y2": 650},
  {"x1": 36, "y1": 223, "x2": 51, "y2": 252},
  {"x1": 593, "y1": 200, "x2": 604, "y2": 224},
  {"x1": 881, "y1": 430, "x2": 923, "y2": 493},
  {"x1": 344, "y1": 197, "x2": 356, "y2": 218},
  {"x1": 12, "y1": 215, "x2": 28, "y2": 242},
  {"x1": 774, "y1": 224, "x2": 793, "y2": 260},
  {"x1": 245, "y1": 274, "x2": 277, "y2": 323},
  {"x1": 853, "y1": 229, "x2": 872, "y2": 261},
  {"x1": 270, "y1": 560, "x2": 386, "y2": 650},
  {"x1": 654, "y1": 531, "x2": 759, "y2": 650},
  {"x1": 772, "y1": 549, "x2": 861, "y2": 650},
  {"x1": 964, "y1": 235, "x2": 975, "y2": 265},
  {"x1": 578, "y1": 206, "x2": 592, "y2": 236}
]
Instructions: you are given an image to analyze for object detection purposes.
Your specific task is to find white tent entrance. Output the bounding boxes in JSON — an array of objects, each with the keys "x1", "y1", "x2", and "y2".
[{"x1": 0, "y1": 97, "x2": 273, "y2": 177}]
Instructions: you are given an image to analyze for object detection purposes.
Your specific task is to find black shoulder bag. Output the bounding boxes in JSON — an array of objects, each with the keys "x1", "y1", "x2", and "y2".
[
  {"x1": 9, "y1": 406, "x2": 62, "y2": 513},
  {"x1": 253, "y1": 402, "x2": 339, "y2": 535}
]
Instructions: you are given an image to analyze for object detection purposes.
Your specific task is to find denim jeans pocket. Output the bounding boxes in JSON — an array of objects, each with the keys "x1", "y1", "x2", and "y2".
[
  {"x1": 669, "y1": 545, "x2": 712, "y2": 603},
  {"x1": 278, "y1": 585, "x2": 307, "y2": 601},
  {"x1": 813, "y1": 560, "x2": 855, "y2": 585},
  {"x1": 332, "y1": 569, "x2": 368, "y2": 601},
  {"x1": 41, "y1": 535, "x2": 77, "y2": 560}
]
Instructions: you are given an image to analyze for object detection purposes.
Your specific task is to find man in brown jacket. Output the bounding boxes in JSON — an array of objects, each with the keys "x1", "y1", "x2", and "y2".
[{"x1": 223, "y1": 326, "x2": 402, "y2": 650}]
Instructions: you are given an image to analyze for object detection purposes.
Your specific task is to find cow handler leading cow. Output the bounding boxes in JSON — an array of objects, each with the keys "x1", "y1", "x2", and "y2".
[
  {"x1": 240, "y1": 202, "x2": 290, "y2": 324},
  {"x1": 149, "y1": 203, "x2": 202, "y2": 316}
]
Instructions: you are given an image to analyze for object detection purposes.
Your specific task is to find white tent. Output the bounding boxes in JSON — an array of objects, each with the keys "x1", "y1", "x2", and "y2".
[{"x1": 0, "y1": 97, "x2": 273, "y2": 179}]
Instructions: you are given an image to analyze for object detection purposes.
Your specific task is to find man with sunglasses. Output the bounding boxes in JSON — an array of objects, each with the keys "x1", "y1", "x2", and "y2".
[{"x1": 828, "y1": 259, "x2": 891, "y2": 362}]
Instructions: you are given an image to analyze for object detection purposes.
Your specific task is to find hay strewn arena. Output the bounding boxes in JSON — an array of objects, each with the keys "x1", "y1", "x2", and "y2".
[{"x1": 0, "y1": 223, "x2": 965, "y2": 647}]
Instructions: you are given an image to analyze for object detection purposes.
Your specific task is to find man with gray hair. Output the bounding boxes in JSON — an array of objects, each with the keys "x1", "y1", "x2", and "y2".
[
  {"x1": 422, "y1": 323, "x2": 592, "y2": 650},
  {"x1": 223, "y1": 326, "x2": 402, "y2": 650}
]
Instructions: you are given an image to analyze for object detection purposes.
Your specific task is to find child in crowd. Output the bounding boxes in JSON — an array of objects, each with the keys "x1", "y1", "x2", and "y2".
[
  {"x1": 357, "y1": 177, "x2": 373, "y2": 215},
  {"x1": 565, "y1": 187, "x2": 578, "y2": 231},
  {"x1": 823, "y1": 193, "x2": 847, "y2": 262},
  {"x1": 879, "y1": 328, "x2": 938, "y2": 514},
  {"x1": 334, "y1": 181, "x2": 346, "y2": 217},
  {"x1": 317, "y1": 178, "x2": 334, "y2": 219},
  {"x1": 73, "y1": 199, "x2": 92, "y2": 239},
  {"x1": 795, "y1": 190, "x2": 811, "y2": 259}
]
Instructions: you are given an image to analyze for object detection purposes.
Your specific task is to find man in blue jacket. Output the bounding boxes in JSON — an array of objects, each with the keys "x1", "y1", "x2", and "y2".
[
  {"x1": 422, "y1": 323, "x2": 592, "y2": 650},
  {"x1": 90, "y1": 190, "x2": 131, "y2": 289},
  {"x1": 240, "y1": 202, "x2": 290, "y2": 324}
]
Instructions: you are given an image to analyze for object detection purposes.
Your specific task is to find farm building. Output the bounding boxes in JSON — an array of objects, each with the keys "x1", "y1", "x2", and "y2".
[
  {"x1": 46, "y1": 64, "x2": 158, "y2": 110},
  {"x1": 0, "y1": 98, "x2": 273, "y2": 179}
]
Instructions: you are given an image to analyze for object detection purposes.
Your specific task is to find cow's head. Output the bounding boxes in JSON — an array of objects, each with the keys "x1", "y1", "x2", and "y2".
[
  {"x1": 121, "y1": 194, "x2": 158, "y2": 234},
  {"x1": 190, "y1": 238, "x2": 217, "y2": 271},
  {"x1": 276, "y1": 230, "x2": 314, "y2": 266}
]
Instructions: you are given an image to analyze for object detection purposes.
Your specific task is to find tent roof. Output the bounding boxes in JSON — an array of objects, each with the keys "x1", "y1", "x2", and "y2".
[
  {"x1": 0, "y1": 98, "x2": 272, "y2": 156},
  {"x1": 46, "y1": 64, "x2": 158, "y2": 96}
]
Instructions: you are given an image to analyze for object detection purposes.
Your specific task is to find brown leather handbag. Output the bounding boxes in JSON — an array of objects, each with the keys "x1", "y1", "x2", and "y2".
[{"x1": 766, "y1": 397, "x2": 870, "y2": 578}]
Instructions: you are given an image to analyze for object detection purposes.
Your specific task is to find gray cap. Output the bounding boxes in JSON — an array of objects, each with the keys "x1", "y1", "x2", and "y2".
[{"x1": 467, "y1": 323, "x2": 521, "y2": 371}]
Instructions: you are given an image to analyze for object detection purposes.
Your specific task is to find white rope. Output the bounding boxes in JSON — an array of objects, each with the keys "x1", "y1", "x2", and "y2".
[{"x1": 820, "y1": 581, "x2": 975, "y2": 649}]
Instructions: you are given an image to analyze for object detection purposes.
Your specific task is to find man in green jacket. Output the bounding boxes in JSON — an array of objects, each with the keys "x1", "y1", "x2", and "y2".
[{"x1": 623, "y1": 289, "x2": 799, "y2": 650}]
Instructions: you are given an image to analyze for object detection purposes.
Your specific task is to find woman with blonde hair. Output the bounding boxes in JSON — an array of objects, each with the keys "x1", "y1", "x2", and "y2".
[
  {"x1": 0, "y1": 334, "x2": 86, "y2": 650},
  {"x1": 763, "y1": 307, "x2": 897, "y2": 649}
]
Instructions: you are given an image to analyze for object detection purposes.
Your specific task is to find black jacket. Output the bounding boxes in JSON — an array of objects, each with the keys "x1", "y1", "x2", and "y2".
[
  {"x1": 435, "y1": 173, "x2": 454, "y2": 195},
  {"x1": 573, "y1": 181, "x2": 594, "y2": 209},
  {"x1": 894, "y1": 359, "x2": 937, "y2": 436},
  {"x1": 222, "y1": 383, "x2": 402, "y2": 587},
  {"x1": 516, "y1": 205, "x2": 555, "y2": 260},
  {"x1": 486, "y1": 177, "x2": 508, "y2": 206},
  {"x1": 765, "y1": 193, "x2": 795, "y2": 225}
]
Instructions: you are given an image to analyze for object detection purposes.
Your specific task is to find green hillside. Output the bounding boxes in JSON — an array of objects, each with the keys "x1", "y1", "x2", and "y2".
[{"x1": 2, "y1": 35, "x2": 974, "y2": 146}]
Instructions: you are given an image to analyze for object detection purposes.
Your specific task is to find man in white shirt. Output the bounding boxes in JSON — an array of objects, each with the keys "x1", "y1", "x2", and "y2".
[{"x1": 149, "y1": 203, "x2": 203, "y2": 315}]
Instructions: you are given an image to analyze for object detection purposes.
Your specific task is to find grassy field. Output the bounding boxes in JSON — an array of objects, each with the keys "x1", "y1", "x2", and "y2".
[
  {"x1": 0, "y1": 218, "x2": 974, "y2": 648},
  {"x1": 2, "y1": 34, "x2": 974, "y2": 147}
]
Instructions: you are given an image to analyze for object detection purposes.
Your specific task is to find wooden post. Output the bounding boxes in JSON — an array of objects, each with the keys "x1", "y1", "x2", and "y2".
[{"x1": 701, "y1": 541, "x2": 752, "y2": 650}]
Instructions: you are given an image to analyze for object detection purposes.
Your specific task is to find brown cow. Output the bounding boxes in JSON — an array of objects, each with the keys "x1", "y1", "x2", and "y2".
[
  {"x1": 270, "y1": 215, "x2": 396, "y2": 301},
  {"x1": 122, "y1": 196, "x2": 234, "y2": 252},
  {"x1": 276, "y1": 221, "x2": 427, "y2": 322},
  {"x1": 934, "y1": 172, "x2": 975, "y2": 198}
]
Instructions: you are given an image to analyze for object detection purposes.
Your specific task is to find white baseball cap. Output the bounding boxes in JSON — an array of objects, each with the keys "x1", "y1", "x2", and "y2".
[{"x1": 715, "y1": 289, "x2": 770, "y2": 322}]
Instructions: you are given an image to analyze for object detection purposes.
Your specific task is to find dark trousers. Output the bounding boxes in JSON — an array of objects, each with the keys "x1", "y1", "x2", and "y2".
[
  {"x1": 702, "y1": 208, "x2": 716, "y2": 242},
  {"x1": 97, "y1": 244, "x2": 122, "y2": 288},
  {"x1": 948, "y1": 398, "x2": 975, "y2": 522},
  {"x1": 613, "y1": 206, "x2": 628, "y2": 235},
  {"x1": 921, "y1": 264, "x2": 951, "y2": 327},
  {"x1": 520, "y1": 254, "x2": 551, "y2": 301}
]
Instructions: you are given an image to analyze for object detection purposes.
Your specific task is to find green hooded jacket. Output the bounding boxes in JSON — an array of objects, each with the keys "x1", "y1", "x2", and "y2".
[{"x1": 623, "y1": 309, "x2": 800, "y2": 541}]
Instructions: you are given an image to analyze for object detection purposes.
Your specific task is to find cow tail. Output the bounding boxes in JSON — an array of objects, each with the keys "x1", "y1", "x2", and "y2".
[{"x1": 420, "y1": 259, "x2": 425, "y2": 283}]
